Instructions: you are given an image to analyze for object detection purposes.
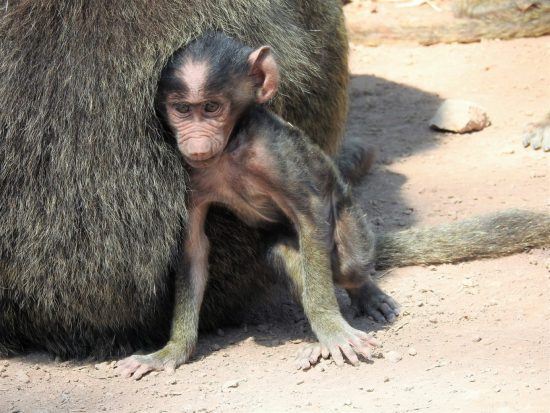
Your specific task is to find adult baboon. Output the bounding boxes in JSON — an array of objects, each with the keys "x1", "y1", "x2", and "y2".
[{"x1": 0, "y1": 0, "x2": 349, "y2": 358}]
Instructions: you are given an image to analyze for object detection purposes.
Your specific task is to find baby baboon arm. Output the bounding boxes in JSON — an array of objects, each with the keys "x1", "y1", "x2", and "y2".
[
  {"x1": 118, "y1": 204, "x2": 210, "y2": 379},
  {"x1": 331, "y1": 205, "x2": 400, "y2": 322},
  {"x1": 522, "y1": 113, "x2": 550, "y2": 151},
  {"x1": 271, "y1": 222, "x2": 377, "y2": 370}
]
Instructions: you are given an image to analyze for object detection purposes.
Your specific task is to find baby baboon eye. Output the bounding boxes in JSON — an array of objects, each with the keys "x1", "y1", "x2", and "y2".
[
  {"x1": 203, "y1": 101, "x2": 220, "y2": 113},
  {"x1": 174, "y1": 103, "x2": 191, "y2": 114}
]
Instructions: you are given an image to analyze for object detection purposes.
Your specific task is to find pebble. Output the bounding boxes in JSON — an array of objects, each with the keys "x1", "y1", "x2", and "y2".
[
  {"x1": 408, "y1": 347, "x2": 417, "y2": 356},
  {"x1": 472, "y1": 336, "x2": 482, "y2": 342},
  {"x1": 94, "y1": 362, "x2": 110, "y2": 371},
  {"x1": 383, "y1": 376, "x2": 390, "y2": 383},
  {"x1": 404, "y1": 386, "x2": 414, "y2": 391},
  {"x1": 429, "y1": 99, "x2": 491, "y2": 133},
  {"x1": 429, "y1": 317, "x2": 438, "y2": 324},
  {"x1": 15, "y1": 370, "x2": 30, "y2": 384},
  {"x1": 384, "y1": 351, "x2": 402, "y2": 363},
  {"x1": 222, "y1": 380, "x2": 240, "y2": 391}
]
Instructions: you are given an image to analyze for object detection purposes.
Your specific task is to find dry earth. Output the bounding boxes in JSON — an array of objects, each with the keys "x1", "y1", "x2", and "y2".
[{"x1": 1, "y1": 4, "x2": 549, "y2": 413}]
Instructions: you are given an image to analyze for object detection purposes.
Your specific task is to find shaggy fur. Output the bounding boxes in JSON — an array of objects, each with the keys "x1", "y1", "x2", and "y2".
[{"x1": 0, "y1": 0, "x2": 349, "y2": 358}]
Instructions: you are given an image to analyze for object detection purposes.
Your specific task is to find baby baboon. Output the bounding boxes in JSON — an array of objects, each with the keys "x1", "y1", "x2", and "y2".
[
  {"x1": 118, "y1": 32, "x2": 550, "y2": 378},
  {"x1": 119, "y1": 32, "x2": 397, "y2": 378}
]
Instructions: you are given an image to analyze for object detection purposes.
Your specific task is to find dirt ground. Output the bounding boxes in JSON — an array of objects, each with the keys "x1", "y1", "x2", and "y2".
[{"x1": 2, "y1": 3, "x2": 549, "y2": 413}]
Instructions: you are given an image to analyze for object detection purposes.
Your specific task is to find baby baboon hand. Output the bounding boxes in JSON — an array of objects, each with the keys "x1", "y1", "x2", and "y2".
[
  {"x1": 294, "y1": 325, "x2": 378, "y2": 370},
  {"x1": 116, "y1": 341, "x2": 193, "y2": 380},
  {"x1": 522, "y1": 120, "x2": 550, "y2": 151},
  {"x1": 351, "y1": 284, "x2": 401, "y2": 323}
]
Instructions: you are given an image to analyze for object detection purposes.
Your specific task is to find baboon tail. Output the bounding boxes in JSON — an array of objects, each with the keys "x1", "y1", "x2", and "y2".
[{"x1": 375, "y1": 210, "x2": 550, "y2": 269}]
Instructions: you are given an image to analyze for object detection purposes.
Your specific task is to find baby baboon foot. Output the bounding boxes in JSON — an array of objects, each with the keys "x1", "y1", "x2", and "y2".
[
  {"x1": 116, "y1": 342, "x2": 192, "y2": 380},
  {"x1": 522, "y1": 121, "x2": 550, "y2": 151},
  {"x1": 352, "y1": 287, "x2": 401, "y2": 323},
  {"x1": 294, "y1": 326, "x2": 378, "y2": 370}
]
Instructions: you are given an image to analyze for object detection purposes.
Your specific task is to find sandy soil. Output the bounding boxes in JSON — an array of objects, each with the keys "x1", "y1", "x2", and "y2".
[{"x1": 2, "y1": 5, "x2": 549, "y2": 413}]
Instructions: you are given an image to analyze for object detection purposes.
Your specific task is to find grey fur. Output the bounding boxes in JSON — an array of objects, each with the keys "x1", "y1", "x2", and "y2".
[{"x1": 376, "y1": 210, "x2": 550, "y2": 268}]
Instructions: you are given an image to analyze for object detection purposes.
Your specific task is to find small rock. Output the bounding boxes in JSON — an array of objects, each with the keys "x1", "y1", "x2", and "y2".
[
  {"x1": 383, "y1": 376, "x2": 390, "y2": 383},
  {"x1": 472, "y1": 336, "x2": 482, "y2": 343},
  {"x1": 429, "y1": 99, "x2": 491, "y2": 133},
  {"x1": 429, "y1": 317, "x2": 438, "y2": 324},
  {"x1": 222, "y1": 380, "x2": 240, "y2": 390},
  {"x1": 296, "y1": 379, "x2": 304, "y2": 385},
  {"x1": 216, "y1": 328, "x2": 225, "y2": 337},
  {"x1": 384, "y1": 351, "x2": 402, "y2": 363},
  {"x1": 211, "y1": 344, "x2": 221, "y2": 351},
  {"x1": 404, "y1": 385, "x2": 414, "y2": 391},
  {"x1": 365, "y1": 387, "x2": 375, "y2": 392},
  {"x1": 94, "y1": 362, "x2": 110, "y2": 371},
  {"x1": 462, "y1": 279, "x2": 478, "y2": 287},
  {"x1": 15, "y1": 370, "x2": 30, "y2": 384},
  {"x1": 408, "y1": 347, "x2": 417, "y2": 356},
  {"x1": 166, "y1": 379, "x2": 177, "y2": 385}
]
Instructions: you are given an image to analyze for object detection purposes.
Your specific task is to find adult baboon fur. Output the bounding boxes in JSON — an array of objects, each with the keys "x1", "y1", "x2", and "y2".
[
  {"x1": 0, "y1": 0, "x2": 349, "y2": 358},
  {"x1": 348, "y1": 0, "x2": 550, "y2": 46}
]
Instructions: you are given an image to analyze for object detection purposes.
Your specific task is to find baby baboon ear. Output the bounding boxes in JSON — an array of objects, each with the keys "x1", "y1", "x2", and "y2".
[{"x1": 248, "y1": 46, "x2": 279, "y2": 104}]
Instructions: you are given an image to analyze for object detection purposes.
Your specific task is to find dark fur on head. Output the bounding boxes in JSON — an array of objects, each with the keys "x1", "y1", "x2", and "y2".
[{"x1": 158, "y1": 33, "x2": 254, "y2": 102}]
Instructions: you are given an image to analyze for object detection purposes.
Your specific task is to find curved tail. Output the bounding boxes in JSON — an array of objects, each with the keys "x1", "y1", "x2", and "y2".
[{"x1": 375, "y1": 210, "x2": 550, "y2": 269}]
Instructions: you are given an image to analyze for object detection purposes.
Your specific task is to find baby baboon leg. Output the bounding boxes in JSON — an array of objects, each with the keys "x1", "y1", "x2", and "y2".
[
  {"x1": 118, "y1": 206, "x2": 209, "y2": 379},
  {"x1": 331, "y1": 203, "x2": 400, "y2": 323},
  {"x1": 270, "y1": 233, "x2": 377, "y2": 370}
]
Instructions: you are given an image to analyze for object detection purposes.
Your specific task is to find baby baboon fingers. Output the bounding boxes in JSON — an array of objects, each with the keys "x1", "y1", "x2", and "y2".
[
  {"x1": 330, "y1": 345, "x2": 345, "y2": 366},
  {"x1": 295, "y1": 345, "x2": 315, "y2": 370},
  {"x1": 340, "y1": 343, "x2": 359, "y2": 366},
  {"x1": 367, "y1": 308, "x2": 387, "y2": 323},
  {"x1": 522, "y1": 122, "x2": 550, "y2": 151},
  {"x1": 309, "y1": 346, "x2": 322, "y2": 364}
]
